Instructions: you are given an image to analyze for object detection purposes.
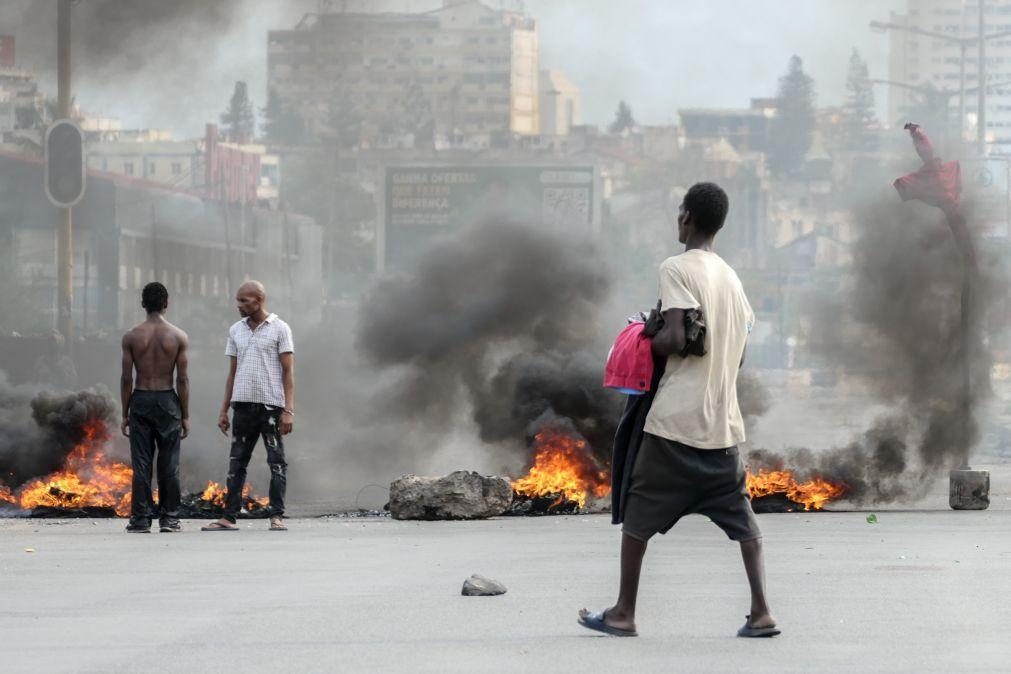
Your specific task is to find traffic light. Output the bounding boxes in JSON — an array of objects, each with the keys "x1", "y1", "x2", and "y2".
[{"x1": 45, "y1": 119, "x2": 86, "y2": 207}]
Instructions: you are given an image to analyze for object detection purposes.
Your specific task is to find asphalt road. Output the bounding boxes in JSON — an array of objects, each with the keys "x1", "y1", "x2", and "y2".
[{"x1": 2, "y1": 465, "x2": 1010, "y2": 673}]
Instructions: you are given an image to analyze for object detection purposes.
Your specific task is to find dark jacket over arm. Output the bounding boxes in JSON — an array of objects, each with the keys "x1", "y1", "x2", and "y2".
[{"x1": 610, "y1": 353, "x2": 666, "y2": 524}]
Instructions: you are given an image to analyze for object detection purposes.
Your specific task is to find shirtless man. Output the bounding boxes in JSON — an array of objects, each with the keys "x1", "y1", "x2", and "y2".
[{"x1": 120, "y1": 282, "x2": 190, "y2": 533}]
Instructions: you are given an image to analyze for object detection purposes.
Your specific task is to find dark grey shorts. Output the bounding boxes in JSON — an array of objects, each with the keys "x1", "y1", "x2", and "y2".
[{"x1": 622, "y1": 432, "x2": 761, "y2": 543}]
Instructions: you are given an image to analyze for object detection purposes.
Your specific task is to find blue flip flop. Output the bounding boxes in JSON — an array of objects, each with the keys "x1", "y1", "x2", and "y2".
[
  {"x1": 737, "y1": 615, "x2": 781, "y2": 638},
  {"x1": 577, "y1": 610, "x2": 638, "y2": 637}
]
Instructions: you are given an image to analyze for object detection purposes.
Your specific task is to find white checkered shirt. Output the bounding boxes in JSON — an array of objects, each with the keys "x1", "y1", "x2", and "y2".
[{"x1": 225, "y1": 313, "x2": 294, "y2": 408}]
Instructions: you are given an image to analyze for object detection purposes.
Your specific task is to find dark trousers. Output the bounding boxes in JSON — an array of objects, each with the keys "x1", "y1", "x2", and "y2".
[
  {"x1": 224, "y1": 402, "x2": 287, "y2": 522},
  {"x1": 129, "y1": 390, "x2": 182, "y2": 526}
]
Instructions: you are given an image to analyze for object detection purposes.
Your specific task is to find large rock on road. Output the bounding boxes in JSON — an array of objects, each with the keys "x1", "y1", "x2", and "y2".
[{"x1": 388, "y1": 471, "x2": 513, "y2": 520}]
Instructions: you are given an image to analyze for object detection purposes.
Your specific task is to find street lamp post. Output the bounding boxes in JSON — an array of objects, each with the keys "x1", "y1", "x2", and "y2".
[
  {"x1": 56, "y1": 0, "x2": 72, "y2": 344},
  {"x1": 869, "y1": 76, "x2": 1011, "y2": 146},
  {"x1": 871, "y1": 2, "x2": 1011, "y2": 157},
  {"x1": 979, "y1": 0, "x2": 987, "y2": 156}
]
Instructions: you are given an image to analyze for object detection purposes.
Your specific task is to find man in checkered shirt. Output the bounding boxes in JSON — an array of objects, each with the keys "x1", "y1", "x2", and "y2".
[{"x1": 202, "y1": 280, "x2": 295, "y2": 532}]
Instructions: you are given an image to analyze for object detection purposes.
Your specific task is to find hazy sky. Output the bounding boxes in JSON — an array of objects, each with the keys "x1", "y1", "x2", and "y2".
[
  {"x1": 528, "y1": 0, "x2": 906, "y2": 125},
  {"x1": 2, "y1": 0, "x2": 906, "y2": 137}
]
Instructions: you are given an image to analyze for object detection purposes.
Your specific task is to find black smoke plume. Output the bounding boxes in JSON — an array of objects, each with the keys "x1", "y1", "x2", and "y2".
[
  {"x1": 0, "y1": 0, "x2": 263, "y2": 135},
  {"x1": 0, "y1": 372, "x2": 117, "y2": 486},
  {"x1": 356, "y1": 219, "x2": 621, "y2": 461},
  {"x1": 749, "y1": 196, "x2": 1006, "y2": 504},
  {"x1": 2, "y1": 1, "x2": 235, "y2": 76}
]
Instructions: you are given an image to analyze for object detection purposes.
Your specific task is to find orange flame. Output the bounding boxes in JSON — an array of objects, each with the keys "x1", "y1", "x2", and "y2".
[
  {"x1": 199, "y1": 480, "x2": 269, "y2": 508},
  {"x1": 746, "y1": 468, "x2": 847, "y2": 511},
  {"x1": 14, "y1": 420, "x2": 135, "y2": 516},
  {"x1": 511, "y1": 427, "x2": 610, "y2": 509},
  {"x1": 7, "y1": 419, "x2": 268, "y2": 516}
]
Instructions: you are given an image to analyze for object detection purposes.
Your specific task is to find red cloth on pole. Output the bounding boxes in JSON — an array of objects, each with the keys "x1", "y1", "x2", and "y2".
[
  {"x1": 893, "y1": 124, "x2": 975, "y2": 265},
  {"x1": 893, "y1": 126, "x2": 962, "y2": 210}
]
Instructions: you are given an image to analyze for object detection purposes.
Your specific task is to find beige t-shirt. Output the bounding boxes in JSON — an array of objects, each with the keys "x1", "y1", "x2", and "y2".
[{"x1": 644, "y1": 249, "x2": 755, "y2": 449}]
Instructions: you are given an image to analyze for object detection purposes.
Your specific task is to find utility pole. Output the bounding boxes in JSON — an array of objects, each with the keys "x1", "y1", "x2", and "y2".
[
  {"x1": 978, "y1": 0, "x2": 987, "y2": 156},
  {"x1": 56, "y1": 0, "x2": 73, "y2": 343},
  {"x1": 960, "y1": 0, "x2": 968, "y2": 141}
]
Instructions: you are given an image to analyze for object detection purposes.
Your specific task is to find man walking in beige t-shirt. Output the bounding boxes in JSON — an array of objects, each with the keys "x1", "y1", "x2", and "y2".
[{"x1": 579, "y1": 182, "x2": 778, "y2": 638}]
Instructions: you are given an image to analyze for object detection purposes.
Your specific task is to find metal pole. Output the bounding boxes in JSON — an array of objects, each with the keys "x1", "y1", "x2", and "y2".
[
  {"x1": 82, "y1": 248, "x2": 88, "y2": 334},
  {"x1": 960, "y1": 43, "x2": 967, "y2": 141},
  {"x1": 56, "y1": 0, "x2": 73, "y2": 343},
  {"x1": 959, "y1": 1, "x2": 968, "y2": 142},
  {"x1": 57, "y1": 0, "x2": 70, "y2": 118},
  {"x1": 978, "y1": 0, "x2": 987, "y2": 156}
]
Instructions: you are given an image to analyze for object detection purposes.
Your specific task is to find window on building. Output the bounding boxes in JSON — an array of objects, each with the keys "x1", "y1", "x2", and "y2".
[
  {"x1": 149, "y1": 162, "x2": 156, "y2": 175},
  {"x1": 172, "y1": 162, "x2": 182, "y2": 175},
  {"x1": 124, "y1": 162, "x2": 135, "y2": 176}
]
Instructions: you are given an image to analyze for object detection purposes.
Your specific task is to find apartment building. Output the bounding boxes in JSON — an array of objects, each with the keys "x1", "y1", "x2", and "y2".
[
  {"x1": 887, "y1": 0, "x2": 1011, "y2": 149},
  {"x1": 267, "y1": 0, "x2": 540, "y2": 149},
  {"x1": 86, "y1": 125, "x2": 280, "y2": 204},
  {"x1": 539, "y1": 69, "x2": 581, "y2": 136}
]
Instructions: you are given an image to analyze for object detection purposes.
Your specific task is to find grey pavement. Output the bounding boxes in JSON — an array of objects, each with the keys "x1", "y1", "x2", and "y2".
[{"x1": 2, "y1": 465, "x2": 1011, "y2": 673}]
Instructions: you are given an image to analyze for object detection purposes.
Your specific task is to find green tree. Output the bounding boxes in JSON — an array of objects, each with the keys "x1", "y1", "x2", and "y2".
[
  {"x1": 392, "y1": 79, "x2": 435, "y2": 148},
  {"x1": 281, "y1": 152, "x2": 375, "y2": 295},
  {"x1": 220, "y1": 81, "x2": 256, "y2": 143},
  {"x1": 769, "y1": 55, "x2": 817, "y2": 176},
  {"x1": 609, "y1": 100, "x2": 636, "y2": 134},
  {"x1": 324, "y1": 85, "x2": 364, "y2": 150},
  {"x1": 262, "y1": 88, "x2": 305, "y2": 146},
  {"x1": 901, "y1": 83, "x2": 952, "y2": 141},
  {"x1": 842, "y1": 49, "x2": 877, "y2": 151}
]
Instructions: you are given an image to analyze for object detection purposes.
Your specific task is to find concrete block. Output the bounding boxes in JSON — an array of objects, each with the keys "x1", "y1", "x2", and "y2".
[{"x1": 949, "y1": 469, "x2": 990, "y2": 510}]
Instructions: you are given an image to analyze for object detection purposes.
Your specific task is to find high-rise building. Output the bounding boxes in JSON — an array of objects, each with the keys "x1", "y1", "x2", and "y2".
[
  {"x1": 538, "y1": 69, "x2": 581, "y2": 136},
  {"x1": 267, "y1": 0, "x2": 539, "y2": 149},
  {"x1": 886, "y1": 0, "x2": 1011, "y2": 149}
]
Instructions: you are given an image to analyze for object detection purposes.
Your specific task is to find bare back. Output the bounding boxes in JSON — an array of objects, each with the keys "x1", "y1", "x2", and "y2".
[{"x1": 123, "y1": 319, "x2": 188, "y2": 390}]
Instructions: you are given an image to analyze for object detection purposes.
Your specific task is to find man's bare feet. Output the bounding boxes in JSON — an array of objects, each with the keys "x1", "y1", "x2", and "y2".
[
  {"x1": 200, "y1": 518, "x2": 238, "y2": 531},
  {"x1": 269, "y1": 516, "x2": 287, "y2": 531}
]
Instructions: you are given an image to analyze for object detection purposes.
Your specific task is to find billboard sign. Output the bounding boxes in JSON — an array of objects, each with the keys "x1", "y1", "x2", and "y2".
[
  {"x1": 382, "y1": 165, "x2": 596, "y2": 267},
  {"x1": 963, "y1": 157, "x2": 1010, "y2": 239}
]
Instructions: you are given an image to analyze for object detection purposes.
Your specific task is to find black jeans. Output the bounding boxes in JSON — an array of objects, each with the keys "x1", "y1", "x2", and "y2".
[
  {"x1": 224, "y1": 402, "x2": 287, "y2": 522},
  {"x1": 129, "y1": 390, "x2": 182, "y2": 527}
]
